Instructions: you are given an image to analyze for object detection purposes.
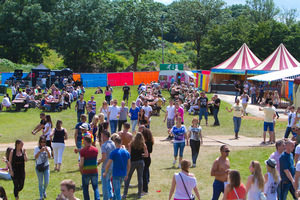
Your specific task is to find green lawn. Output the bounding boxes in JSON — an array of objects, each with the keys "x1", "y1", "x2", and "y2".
[{"x1": 0, "y1": 87, "x2": 294, "y2": 199}]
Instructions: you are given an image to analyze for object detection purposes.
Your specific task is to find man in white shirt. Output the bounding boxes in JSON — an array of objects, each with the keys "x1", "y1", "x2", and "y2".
[
  {"x1": 107, "y1": 99, "x2": 120, "y2": 134},
  {"x1": 1, "y1": 95, "x2": 11, "y2": 111},
  {"x1": 163, "y1": 99, "x2": 175, "y2": 140},
  {"x1": 142, "y1": 100, "x2": 152, "y2": 129},
  {"x1": 259, "y1": 101, "x2": 276, "y2": 144},
  {"x1": 284, "y1": 106, "x2": 296, "y2": 139},
  {"x1": 11, "y1": 84, "x2": 17, "y2": 100},
  {"x1": 269, "y1": 140, "x2": 286, "y2": 174},
  {"x1": 15, "y1": 91, "x2": 23, "y2": 99}
]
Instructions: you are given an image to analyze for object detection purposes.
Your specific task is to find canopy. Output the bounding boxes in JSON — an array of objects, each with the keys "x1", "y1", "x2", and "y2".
[
  {"x1": 248, "y1": 66, "x2": 300, "y2": 82},
  {"x1": 211, "y1": 43, "x2": 261, "y2": 74},
  {"x1": 33, "y1": 64, "x2": 50, "y2": 71},
  {"x1": 250, "y1": 43, "x2": 300, "y2": 71}
]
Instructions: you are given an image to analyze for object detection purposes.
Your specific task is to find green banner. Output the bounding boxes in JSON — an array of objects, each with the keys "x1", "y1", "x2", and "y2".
[{"x1": 160, "y1": 64, "x2": 184, "y2": 71}]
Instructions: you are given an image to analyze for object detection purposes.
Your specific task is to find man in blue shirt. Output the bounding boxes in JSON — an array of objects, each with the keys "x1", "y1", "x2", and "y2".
[
  {"x1": 103, "y1": 137, "x2": 130, "y2": 200},
  {"x1": 279, "y1": 140, "x2": 297, "y2": 200}
]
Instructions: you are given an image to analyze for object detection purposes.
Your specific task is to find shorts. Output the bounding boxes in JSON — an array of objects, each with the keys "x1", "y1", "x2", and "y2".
[
  {"x1": 264, "y1": 122, "x2": 274, "y2": 132},
  {"x1": 167, "y1": 118, "x2": 174, "y2": 129},
  {"x1": 123, "y1": 94, "x2": 129, "y2": 101}
]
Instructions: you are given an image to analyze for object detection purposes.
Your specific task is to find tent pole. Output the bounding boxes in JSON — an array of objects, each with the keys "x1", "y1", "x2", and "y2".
[{"x1": 245, "y1": 70, "x2": 248, "y2": 80}]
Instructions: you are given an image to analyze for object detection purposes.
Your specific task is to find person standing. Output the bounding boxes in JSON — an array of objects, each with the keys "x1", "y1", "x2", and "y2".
[
  {"x1": 168, "y1": 159, "x2": 201, "y2": 200},
  {"x1": 212, "y1": 94, "x2": 221, "y2": 126},
  {"x1": 142, "y1": 101, "x2": 152, "y2": 129},
  {"x1": 100, "y1": 101, "x2": 109, "y2": 121},
  {"x1": 123, "y1": 133, "x2": 148, "y2": 199},
  {"x1": 234, "y1": 80, "x2": 241, "y2": 101},
  {"x1": 175, "y1": 102, "x2": 184, "y2": 125},
  {"x1": 34, "y1": 136, "x2": 51, "y2": 200},
  {"x1": 226, "y1": 99, "x2": 244, "y2": 139},
  {"x1": 171, "y1": 116, "x2": 187, "y2": 168},
  {"x1": 118, "y1": 122, "x2": 133, "y2": 149},
  {"x1": 279, "y1": 140, "x2": 297, "y2": 200},
  {"x1": 97, "y1": 131, "x2": 116, "y2": 200},
  {"x1": 42, "y1": 115, "x2": 53, "y2": 156},
  {"x1": 103, "y1": 137, "x2": 131, "y2": 200},
  {"x1": 74, "y1": 114, "x2": 91, "y2": 162},
  {"x1": 198, "y1": 91, "x2": 208, "y2": 126},
  {"x1": 50, "y1": 120, "x2": 68, "y2": 172},
  {"x1": 284, "y1": 106, "x2": 296, "y2": 139},
  {"x1": 245, "y1": 161, "x2": 265, "y2": 199},
  {"x1": 259, "y1": 101, "x2": 276, "y2": 144},
  {"x1": 257, "y1": 82, "x2": 264, "y2": 104},
  {"x1": 264, "y1": 158, "x2": 280, "y2": 200},
  {"x1": 129, "y1": 101, "x2": 140, "y2": 134},
  {"x1": 9, "y1": 139, "x2": 28, "y2": 200},
  {"x1": 223, "y1": 170, "x2": 246, "y2": 200},
  {"x1": 104, "y1": 86, "x2": 111, "y2": 105},
  {"x1": 118, "y1": 101, "x2": 128, "y2": 132},
  {"x1": 211, "y1": 145, "x2": 230, "y2": 200},
  {"x1": 87, "y1": 95, "x2": 97, "y2": 112},
  {"x1": 107, "y1": 99, "x2": 119, "y2": 134},
  {"x1": 188, "y1": 118, "x2": 203, "y2": 167},
  {"x1": 79, "y1": 135, "x2": 100, "y2": 200},
  {"x1": 87, "y1": 104, "x2": 96, "y2": 124},
  {"x1": 123, "y1": 83, "x2": 131, "y2": 106},
  {"x1": 75, "y1": 94, "x2": 86, "y2": 122},
  {"x1": 250, "y1": 83, "x2": 257, "y2": 104},
  {"x1": 164, "y1": 99, "x2": 176, "y2": 140},
  {"x1": 32, "y1": 113, "x2": 46, "y2": 135},
  {"x1": 240, "y1": 91, "x2": 249, "y2": 116},
  {"x1": 269, "y1": 140, "x2": 286, "y2": 174},
  {"x1": 12, "y1": 83, "x2": 17, "y2": 101}
]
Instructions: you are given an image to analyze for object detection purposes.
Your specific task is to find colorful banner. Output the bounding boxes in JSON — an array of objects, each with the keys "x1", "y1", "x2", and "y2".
[
  {"x1": 81, "y1": 73, "x2": 107, "y2": 87},
  {"x1": 107, "y1": 72, "x2": 133, "y2": 86},
  {"x1": 134, "y1": 71, "x2": 159, "y2": 85},
  {"x1": 73, "y1": 73, "x2": 81, "y2": 82}
]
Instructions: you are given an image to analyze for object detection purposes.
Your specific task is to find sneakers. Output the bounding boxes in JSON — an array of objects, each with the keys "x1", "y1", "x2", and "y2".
[
  {"x1": 192, "y1": 164, "x2": 196, "y2": 168},
  {"x1": 173, "y1": 160, "x2": 176, "y2": 165},
  {"x1": 43, "y1": 192, "x2": 47, "y2": 198},
  {"x1": 178, "y1": 164, "x2": 181, "y2": 168},
  {"x1": 121, "y1": 194, "x2": 127, "y2": 199}
]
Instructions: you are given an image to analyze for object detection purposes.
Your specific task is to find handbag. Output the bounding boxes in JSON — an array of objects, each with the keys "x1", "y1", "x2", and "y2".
[
  {"x1": 179, "y1": 173, "x2": 195, "y2": 200},
  {"x1": 36, "y1": 163, "x2": 47, "y2": 172}
]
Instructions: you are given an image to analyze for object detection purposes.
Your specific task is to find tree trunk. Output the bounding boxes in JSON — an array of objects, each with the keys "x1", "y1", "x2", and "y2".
[
  {"x1": 133, "y1": 53, "x2": 139, "y2": 71},
  {"x1": 196, "y1": 39, "x2": 201, "y2": 69}
]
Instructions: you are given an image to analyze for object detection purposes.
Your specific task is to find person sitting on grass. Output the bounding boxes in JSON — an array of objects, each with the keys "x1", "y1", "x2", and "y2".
[{"x1": 0, "y1": 148, "x2": 13, "y2": 180}]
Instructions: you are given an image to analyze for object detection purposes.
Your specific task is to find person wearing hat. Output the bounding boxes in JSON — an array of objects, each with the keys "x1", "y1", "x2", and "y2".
[
  {"x1": 264, "y1": 158, "x2": 280, "y2": 200},
  {"x1": 74, "y1": 123, "x2": 93, "y2": 154}
]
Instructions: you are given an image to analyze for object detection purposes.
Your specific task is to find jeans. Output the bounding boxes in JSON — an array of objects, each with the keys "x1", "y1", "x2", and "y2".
[
  {"x1": 52, "y1": 142, "x2": 65, "y2": 165},
  {"x1": 143, "y1": 157, "x2": 151, "y2": 193},
  {"x1": 173, "y1": 142, "x2": 185, "y2": 157},
  {"x1": 124, "y1": 160, "x2": 144, "y2": 197},
  {"x1": 110, "y1": 120, "x2": 118, "y2": 134},
  {"x1": 131, "y1": 119, "x2": 138, "y2": 133},
  {"x1": 101, "y1": 168, "x2": 113, "y2": 200},
  {"x1": 36, "y1": 167, "x2": 50, "y2": 199},
  {"x1": 235, "y1": 91, "x2": 239, "y2": 101},
  {"x1": 190, "y1": 139, "x2": 200, "y2": 164},
  {"x1": 105, "y1": 96, "x2": 111, "y2": 105},
  {"x1": 279, "y1": 181, "x2": 296, "y2": 200},
  {"x1": 82, "y1": 173, "x2": 100, "y2": 200},
  {"x1": 233, "y1": 117, "x2": 242, "y2": 134},
  {"x1": 199, "y1": 107, "x2": 208, "y2": 120},
  {"x1": 113, "y1": 176, "x2": 125, "y2": 200},
  {"x1": 0, "y1": 171, "x2": 11, "y2": 180},
  {"x1": 212, "y1": 179, "x2": 224, "y2": 200},
  {"x1": 284, "y1": 127, "x2": 296, "y2": 139},
  {"x1": 76, "y1": 141, "x2": 82, "y2": 162},
  {"x1": 213, "y1": 109, "x2": 220, "y2": 125},
  {"x1": 118, "y1": 120, "x2": 127, "y2": 132},
  {"x1": 77, "y1": 111, "x2": 84, "y2": 122},
  {"x1": 251, "y1": 94, "x2": 256, "y2": 104}
]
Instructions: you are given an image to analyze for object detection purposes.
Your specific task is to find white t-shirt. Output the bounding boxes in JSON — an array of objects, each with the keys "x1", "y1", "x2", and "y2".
[
  {"x1": 231, "y1": 104, "x2": 243, "y2": 117},
  {"x1": 296, "y1": 161, "x2": 300, "y2": 172},
  {"x1": 287, "y1": 112, "x2": 296, "y2": 127},
  {"x1": 166, "y1": 105, "x2": 175, "y2": 119},
  {"x1": 174, "y1": 172, "x2": 197, "y2": 199},
  {"x1": 15, "y1": 93, "x2": 22, "y2": 99},
  {"x1": 42, "y1": 78, "x2": 46, "y2": 85},
  {"x1": 34, "y1": 146, "x2": 51, "y2": 166},
  {"x1": 44, "y1": 123, "x2": 52, "y2": 140},
  {"x1": 11, "y1": 86, "x2": 16, "y2": 95},
  {"x1": 108, "y1": 106, "x2": 119, "y2": 120},
  {"x1": 2, "y1": 97, "x2": 11, "y2": 107},
  {"x1": 142, "y1": 105, "x2": 152, "y2": 121},
  {"x1": 295, "y1": 144, "x2": 300, "y2": 162},
  {"x1": 188, "y1": 126, "x2": 202, "y2": 141},
  {"x1": 141, "y1": 86, "x2": 146, "y2": 91}
]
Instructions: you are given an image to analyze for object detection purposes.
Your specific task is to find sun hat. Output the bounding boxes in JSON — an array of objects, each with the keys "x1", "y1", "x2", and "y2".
[
  {"x1": 79, "y1": 123, "x2": 89, "y2": 130},
  {"x1": 265, "y1": 158, "x2": 276, "y2": 168}
]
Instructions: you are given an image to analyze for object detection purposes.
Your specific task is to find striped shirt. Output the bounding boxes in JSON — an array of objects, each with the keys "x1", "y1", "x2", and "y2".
[{"x1": 81, "y1": 146, "x2": 98, "y2": 174}]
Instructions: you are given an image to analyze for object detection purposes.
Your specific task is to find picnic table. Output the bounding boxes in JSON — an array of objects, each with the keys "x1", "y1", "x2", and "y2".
[
  {"x1": 46, "y1": 100, "x2": 59, "y2": 112},
  {"x1": 12, "y1": 99, "x2": 27, "y2": 111}
]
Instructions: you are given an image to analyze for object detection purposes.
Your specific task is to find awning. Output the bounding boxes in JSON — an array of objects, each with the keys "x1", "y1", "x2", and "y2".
[
  {"x1": 248, "y1": 66, "x2": 300, "y2": 82},
  {"x1": 186, "y1": 71, "x2": 196, "y2": 79}
]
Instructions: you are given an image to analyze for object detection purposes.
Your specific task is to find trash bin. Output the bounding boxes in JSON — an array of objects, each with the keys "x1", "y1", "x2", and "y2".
[{"x1": 0, "y1": 84, "x2": 8, "y2": 95}]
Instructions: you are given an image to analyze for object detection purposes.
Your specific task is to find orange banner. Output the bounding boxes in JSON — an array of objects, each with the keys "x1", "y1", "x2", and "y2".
[
  {"x1": 73, "y1": 73, "x2": 81, "y2": 82},
  {"x1": 134, "y1": 71, "x2": 159, "y2": 85}
]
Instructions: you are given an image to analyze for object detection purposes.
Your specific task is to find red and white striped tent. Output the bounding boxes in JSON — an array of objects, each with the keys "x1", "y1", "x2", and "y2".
[
  {"x1": 211, "y1": 43, "x2": 261, "y2": 74},
  {"x1": 249, "y1": 43, "x2": 300, "y2": 72}
]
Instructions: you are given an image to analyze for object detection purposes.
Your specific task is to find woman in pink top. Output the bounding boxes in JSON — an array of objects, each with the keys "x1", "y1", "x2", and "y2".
[
  {"x1": 104, "y1": 86, "x2": 111, "y2": 105},
  {"x1": 175, "y1": 102, "x2": 184, "y2": 124}
]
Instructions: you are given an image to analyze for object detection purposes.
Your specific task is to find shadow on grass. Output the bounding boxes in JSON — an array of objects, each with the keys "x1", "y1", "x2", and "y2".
[
  {"x1": 66, "y1": 170, "x2": 79, "y2": 173},
  {"x1": 162, "y1": 166, "x2": 178, "y2": 170}
]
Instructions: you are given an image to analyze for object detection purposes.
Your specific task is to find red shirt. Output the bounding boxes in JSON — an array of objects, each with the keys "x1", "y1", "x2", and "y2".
[
  {"x1": 227, "y1": 183, "x2": 246, "y2": 200},
  {"x1": 80, "y1": 146, "x2": 98, "y2": 174}
]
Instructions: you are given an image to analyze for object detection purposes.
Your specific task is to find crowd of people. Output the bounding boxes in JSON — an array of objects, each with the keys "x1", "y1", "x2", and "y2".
[{"x1": 1, "y1": 78, "x2": 300, "y2": 200}]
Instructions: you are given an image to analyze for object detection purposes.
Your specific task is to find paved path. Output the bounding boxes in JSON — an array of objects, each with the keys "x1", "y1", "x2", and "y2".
[{"x1": 218, "y1": 94, "x2": 287, "y2": 121}]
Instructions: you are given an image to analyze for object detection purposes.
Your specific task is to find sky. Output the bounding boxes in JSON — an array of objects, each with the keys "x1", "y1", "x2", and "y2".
[{"x1": 154, "y1": 0, "x2": 300, "y2": 12}]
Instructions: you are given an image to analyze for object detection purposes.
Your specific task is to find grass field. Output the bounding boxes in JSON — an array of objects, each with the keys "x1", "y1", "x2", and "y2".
[{"x1": 0, "y1": 87, "x2": 295, "y2": 199}]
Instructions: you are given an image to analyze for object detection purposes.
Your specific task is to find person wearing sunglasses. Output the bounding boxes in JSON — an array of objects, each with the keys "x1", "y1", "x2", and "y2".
[{"x1": 211, "y1": 145, "x2": 230, "y2": 200}]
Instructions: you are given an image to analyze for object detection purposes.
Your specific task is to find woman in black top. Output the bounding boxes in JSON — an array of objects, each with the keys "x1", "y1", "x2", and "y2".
[
  {"x1": 123, "y1": 133, "x2": 148, "y2": 198},
  {"x1": 140, "y1": 126, "x2": 154, "y2": 195},
  {"x1": 9, "y1": 139, "x2": 28, "y2": 200},
  {"x1": 138, "y1": 109, "x2": 149, "y2": 127},
  {"x1": 50, "y1": 120, "x2": 68, "y2": 172}
]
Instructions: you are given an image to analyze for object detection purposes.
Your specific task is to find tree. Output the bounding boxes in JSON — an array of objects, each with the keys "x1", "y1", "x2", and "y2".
[
  {"x1": 280, "y1": 8, "x2": 299, "y2": 27},
  {"x1": 51, "y1": 0, "x2": 111, "y2": 72},
  {"x1": 172, "y1": 0, "x2": 225, "y2": 69},
  {"x1": 0, "y1": 0, "x2": 50, "y2": 63},
  {"x1": 113, "y1": 0, "x2": 160, "y2": 71},
  {"x1": 246, "y1": 0, "x2": 280, "y2": 23}
]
